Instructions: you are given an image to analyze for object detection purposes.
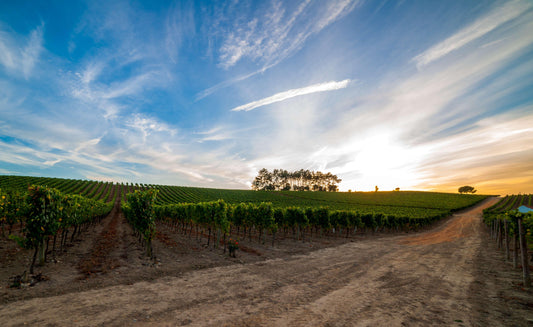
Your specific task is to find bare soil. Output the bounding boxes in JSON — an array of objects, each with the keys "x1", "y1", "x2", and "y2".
[{"x1": 1, "y1": 197, "x2": 532, "y2": 326}]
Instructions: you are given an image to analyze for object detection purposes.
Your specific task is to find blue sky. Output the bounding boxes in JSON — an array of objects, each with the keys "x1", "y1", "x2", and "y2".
[{"x1": 1, "y1": 0, "x2": 532, "y2": 194}]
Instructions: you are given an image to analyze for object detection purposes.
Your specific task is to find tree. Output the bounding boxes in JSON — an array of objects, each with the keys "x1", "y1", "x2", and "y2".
[{"x1": 458, "y1": 186, "x2": 477, "y2": 194}]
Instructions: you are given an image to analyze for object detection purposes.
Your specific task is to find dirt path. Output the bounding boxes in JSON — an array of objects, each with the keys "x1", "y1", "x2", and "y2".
[{"x1": 1, "y1": 197, "x2": 532, "y2": 326}]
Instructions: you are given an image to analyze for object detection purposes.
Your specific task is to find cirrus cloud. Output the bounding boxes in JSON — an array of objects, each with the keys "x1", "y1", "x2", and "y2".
[{"x1": 231, "y1": 79, "x2": 352, "y2": 112}]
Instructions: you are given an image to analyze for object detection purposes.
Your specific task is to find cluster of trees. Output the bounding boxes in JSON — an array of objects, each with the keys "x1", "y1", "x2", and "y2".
[{"x1": 252, "y1": 168, "x2": 342, "y2": 192}]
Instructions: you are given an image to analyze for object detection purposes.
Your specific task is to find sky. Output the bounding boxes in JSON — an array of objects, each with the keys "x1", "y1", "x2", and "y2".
[{"x1": 0, "y1": 0, "x2": 532, "y2": 195}]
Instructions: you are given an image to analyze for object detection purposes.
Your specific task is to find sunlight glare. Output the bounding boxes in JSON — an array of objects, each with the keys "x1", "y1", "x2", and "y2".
[{"x1": 340, "y1": 132, "x2": 426, "y2": 191}]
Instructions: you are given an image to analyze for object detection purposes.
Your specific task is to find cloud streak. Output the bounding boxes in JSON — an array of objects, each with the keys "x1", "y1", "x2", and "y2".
[
  {"x1": 196, "y1": 0, "x2": 359, "y2": 99},
  {"x1": 412, "y1": 0, "x2": 531, "y2": 68},
  {"x1": 231, "y1": 79, "x2": 351, "y2": 112}
]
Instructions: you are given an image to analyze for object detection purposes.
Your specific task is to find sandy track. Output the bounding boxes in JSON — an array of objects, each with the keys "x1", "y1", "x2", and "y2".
[{"x1": 1, "y1": 197, "x2": 531, "y2": 326}]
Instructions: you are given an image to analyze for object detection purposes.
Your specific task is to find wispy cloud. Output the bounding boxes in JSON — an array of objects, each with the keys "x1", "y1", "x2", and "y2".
[
  {"x1": 195, "y1": 64, "x2": 274, "y2": 101},
  {"x1": 196, "y1": 0, "x2": 359, "y2": 99},
  {"x1": 70, "y1": 60, "x2": 165, "y2": 119},
  {"x1": 217, "y1": 0, "x2": 311, "y2": 69},
  {"x1": 252, "y1": 7, "x2": 533, "y2": 193},
  {"x1": 2, "y1": 0, "x2": 533, "y2": 194},
  {"x1": 411, "y1": 110, "x2": 533, "y2": 194},
  {"x1": 165, "y1": 1, "x2": 195, "y2": 64},
  {"x1": 125, "y1": 114, "x2": 177, "y2": 142},
  {"x1": 0, "y1": 23, "x2": 44, "y2": 78},
  {"x1": 231, "y1": 79, "x2": 351, "y2": 112},
  {"x1": 359, "y1": 9, "x2": 533, "y2": 147},
  {"x1": 412, "y1": 0, "x2": 531, "y2": 68}
]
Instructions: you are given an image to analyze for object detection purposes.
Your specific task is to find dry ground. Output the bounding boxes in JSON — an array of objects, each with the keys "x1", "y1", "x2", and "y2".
[{"x1": 1, "y1": 197, "x2": 532, "y2": 326}]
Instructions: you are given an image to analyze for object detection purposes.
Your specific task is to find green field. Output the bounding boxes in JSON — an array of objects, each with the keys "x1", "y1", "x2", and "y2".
[
  {"x1": 0, "y1": 175, "x2": 489, "y2": 220},
  {"x1": 149, "y1": 184, "x2": 488, "y2": 218},
  {"x1": 0, "y1": 174, "x2": 493, "y2": 270}
]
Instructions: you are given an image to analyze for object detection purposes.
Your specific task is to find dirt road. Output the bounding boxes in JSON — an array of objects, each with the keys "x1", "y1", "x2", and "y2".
[{"x1": 1, "y1": 197, "x2": 531, "y2": 326}]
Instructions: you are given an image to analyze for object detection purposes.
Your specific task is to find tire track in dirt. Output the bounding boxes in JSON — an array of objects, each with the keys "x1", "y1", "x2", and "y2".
[{"x1": 1, "y1": 197, "x2": 531, "y2": 326}]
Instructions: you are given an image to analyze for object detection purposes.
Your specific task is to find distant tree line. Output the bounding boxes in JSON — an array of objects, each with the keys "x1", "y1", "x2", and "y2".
[{"x1": 252, "y1": 168, "x2": 342, "y2": 192}]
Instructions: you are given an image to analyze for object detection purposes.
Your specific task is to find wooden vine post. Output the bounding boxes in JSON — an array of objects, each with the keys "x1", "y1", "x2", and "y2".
[
  {"x1": 515, "y1": 211, "x2": 531, "y2": 288},
  {"x1": 504, "y1": 219, "x2": 510, "y2": 260}
]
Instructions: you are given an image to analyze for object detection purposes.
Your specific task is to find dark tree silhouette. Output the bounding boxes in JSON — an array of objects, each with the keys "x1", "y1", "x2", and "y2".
[{"x1": 458, "y1": 186, "x2": 477, "y2": 194}]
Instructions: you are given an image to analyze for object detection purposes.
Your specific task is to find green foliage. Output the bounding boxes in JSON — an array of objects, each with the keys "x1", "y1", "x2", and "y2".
[
  {"x1": 0, "y1": 175, "x2": 117, "y2": 203},
  {"x1": 0, "y1": 175, "x2": 490, "y2": 221},
  {"x1": 0, "y1": 175, "x2": 493, "y2": 248},
  {"x1": 21, "y1": 185, "x2": 112, "y2": 247},
  {"x1": 255, "y1": 202, "x2": 275, "y2": 231},
  {"x1": 273, "y1": 207, "x2": 284, "y2": 229},
  {"x1": 314, "y1": 207, "x2": 330, "y2": 231},
  {"x1": 123, "y1": 189, "x2": 158, "y2": 246},
  {"x1": 482, "y1": 195, "x2": 533, "y2": 255},
  {"x1": 154, "y1": 193, "x2": 487, "y2": 242},
  {"x1": 25, "y1": 185, "x2": 63, "y2": 248},
  {"x1": 285, "y1": 207, "x2": 308, "y2": 228},
  {"x1": 149, "y1": 185, "x2": 489, "y2": 220},
  {"x1": 212, "y1": 200, "x2": 229, "y2": 233},
  {"x1": 0, "y1": 188, "x2": 26, "y2": 234}
]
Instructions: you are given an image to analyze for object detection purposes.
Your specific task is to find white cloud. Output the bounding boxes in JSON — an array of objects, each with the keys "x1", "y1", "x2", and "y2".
[
  {"x1": 217, "y1": 0, "x2": 358, "y2": 68},
  {"x1": 231, "y1": 79, "x2": 351, "y2": 112},
  {"x1": 195, "y1": 64, "x2": 274, "y2": 100},
  {"x1": 43, "y1": 159, "x2": 62, "y2": 166},
  {"x1": 249, "y1": 8, "x2": 533, "y2": 193},
  {"x1": 69, "y1": 60, "x2": 165, "y2": 119},
  {"x1": 196, "y1": 1, "x2": 358, "y2": 99},
  {"x1": 21, "y1": 25, "x2": 44, "y2": 78},
  {"x1": 0, "y1": 23, "x2": 44, "y2": 78},
  {"x1": 75, "y1": 136, "x2": 102, "y2": 152},
  {"x1": 101, "y1": 72, "x2": 156, "y2": 99},
  {"x1": 124, "y1": 114, "x2": 177, "y2": 145},
  {"x1": 410, "y1": 110, "x2": 533, "y2": 194},
  {"x1": 0, "y1": 32, "x2": 16, "y2": 70},
  {"x1": 412, "y1": 0, "x2": 531, "y2": 68},
  {"x1": 165, "y1": 1, "x2": 195, "y2": 64},
  {"x1": 78, "y1": 62, "x2": 104, "y2": 85},
  {"x1": 360, "y1": 10, "x2": 533, "y2": 144},
  {"x1": 2, "y1": 0, "x2": 532, "y2": 195}
]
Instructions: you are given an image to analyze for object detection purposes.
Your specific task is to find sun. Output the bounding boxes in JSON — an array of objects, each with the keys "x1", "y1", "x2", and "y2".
[{"x1": 338, "y1": 133, "x2": 426, "y2": 192}]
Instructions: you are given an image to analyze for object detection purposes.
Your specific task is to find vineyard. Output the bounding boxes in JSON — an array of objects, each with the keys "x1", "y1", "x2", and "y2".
[
  {"x1": 0, "y1": 176, "x2": 490, "y2": 253},
  {"x1": 0, "y1": 174, "x2": 494, "y2": 287},
  {"x1": 482, "y1": 193, "x2": 533, "y2": 213},
  {"x1": 0, "y1": 175, "x2": 488, "y2": 212},
  {"x1": 0, "y1": 175, "x2": 490, "y2": 273},
  {"x1": 1, "y1": 175, "x2": 531, "y2": 325},
  {"x1": 482, "y1": 193, "x2": 533, "y2": 287}
]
